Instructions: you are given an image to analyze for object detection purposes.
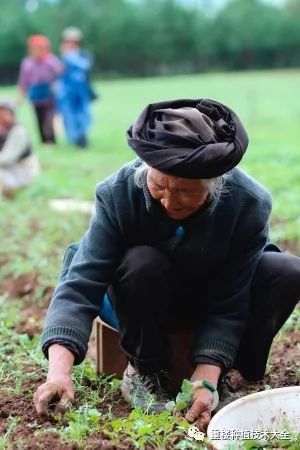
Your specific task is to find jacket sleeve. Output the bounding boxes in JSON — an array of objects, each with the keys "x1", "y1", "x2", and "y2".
[
  {"x1": 41, "y1": 183, "x2": 124, "y2": 364},
  {"x1": 190, "y1": 193, "x2": 272, "y2": 370}
]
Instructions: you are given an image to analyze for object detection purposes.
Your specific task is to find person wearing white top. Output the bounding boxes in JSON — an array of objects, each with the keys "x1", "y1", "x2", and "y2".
[{"x1": 0, "y1": 101, "x2": 39, "y2": 197}]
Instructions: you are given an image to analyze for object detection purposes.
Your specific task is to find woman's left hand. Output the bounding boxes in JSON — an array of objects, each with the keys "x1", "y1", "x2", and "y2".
[{"x1": 185, "y1": 387, "x2": 213, "y2": 432}]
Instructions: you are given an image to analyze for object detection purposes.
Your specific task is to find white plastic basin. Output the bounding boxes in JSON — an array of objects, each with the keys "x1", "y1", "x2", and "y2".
[{"x1": 207, "y1": 386, "x2": 300, "y2": 449}]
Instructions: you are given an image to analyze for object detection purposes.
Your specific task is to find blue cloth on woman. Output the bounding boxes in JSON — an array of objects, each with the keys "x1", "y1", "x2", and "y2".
[
  {"x1": 99, "y1": 294, "x2": 120, "y2": 331},
  {"x1": 28, "y1": 83, "x2": 53, "y2": 102}
]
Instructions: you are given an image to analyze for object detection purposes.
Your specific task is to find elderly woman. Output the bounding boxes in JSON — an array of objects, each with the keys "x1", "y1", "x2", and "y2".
[
  {"x1": 34, "y1": 99, "x2": 300, "y2": 430},
  {"x1": 0, "y1": 101, "x2": 39, "y2": 197}
]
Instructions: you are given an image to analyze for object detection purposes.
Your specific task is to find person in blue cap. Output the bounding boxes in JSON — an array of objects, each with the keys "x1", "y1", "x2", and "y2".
[
  {"x1": 56, "y1": 27, "x2": 94, "y2": 148},
  {"x1": 34, "y1": 99, "x2": 300, "y2": 431}
]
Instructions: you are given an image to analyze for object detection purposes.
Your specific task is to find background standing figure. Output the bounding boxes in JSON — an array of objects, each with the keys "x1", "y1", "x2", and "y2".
[
  {"x1": 18, "y1": 35, "x2": 62, "y2": 145},
  {"x1": 0, "y1": 101, "x2": 39, "y2": 198},
  {"x1": 57, "y1": 27, "x2": 93, "y2": 149}
]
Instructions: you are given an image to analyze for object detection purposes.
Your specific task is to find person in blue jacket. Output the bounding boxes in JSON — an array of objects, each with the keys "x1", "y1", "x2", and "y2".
[{"x1": 57, "y1": 27, "x2": 93, "y2": 148}]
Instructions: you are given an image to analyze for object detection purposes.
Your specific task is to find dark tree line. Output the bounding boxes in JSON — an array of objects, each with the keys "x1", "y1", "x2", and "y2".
[{"x1": 0, "y1": 0, "x2": 300, "y2": 82}]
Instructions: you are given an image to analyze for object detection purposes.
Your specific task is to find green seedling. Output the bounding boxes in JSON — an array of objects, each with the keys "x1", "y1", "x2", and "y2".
[
  {"x1": 58, "y1": 405, "x2": 101, "y2": 446},
  {"x1": 175, "y1": 439, "x2": 207, "y2": 450},
  {"x1": 72, "y1": 363, "x2": 122, "y2": 409},
  {"x1": 0, "y1": 416, "x2": 20, "y2": 450},
  {"x1": 165, "y1": 379, "x2": 194, "y2": 413},
  {"x1": 102, "y1": 408, "x2": 189, "y2": 449}
]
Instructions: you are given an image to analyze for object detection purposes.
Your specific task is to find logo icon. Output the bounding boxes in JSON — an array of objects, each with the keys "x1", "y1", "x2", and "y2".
[{"x1": 187, "y1": 425, "x2": 205, "y2": 441}]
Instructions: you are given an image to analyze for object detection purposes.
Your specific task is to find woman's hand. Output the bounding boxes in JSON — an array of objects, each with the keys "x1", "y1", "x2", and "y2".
[
  {"x1": 185, "y1": 363, "x2": 222, "y2": 431},
  {"x1": 33, "y1": 344, "x2": 75, "y2": 417},
  {"x1": 33, "y1": 376, "x2": 74, "y2": 417},
  {"x1": 185, "y1": 387, "x2": 213, "y2": 432}
]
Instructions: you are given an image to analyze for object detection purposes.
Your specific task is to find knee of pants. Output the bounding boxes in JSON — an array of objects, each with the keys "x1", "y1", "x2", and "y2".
[
  {"x1": 116, "y1": 245, "x2": 172, "y2": 285},
  {"x1": 257, "y1": 251, "x2": 300, "y2": 294}
]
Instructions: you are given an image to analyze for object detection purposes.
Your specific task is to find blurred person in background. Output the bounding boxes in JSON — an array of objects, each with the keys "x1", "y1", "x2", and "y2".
[
  {"x1": 0, "y1": 101, "x2": 39, "y2": 198},
  {"x1": 18, "y1": 34, "x2": 63, "y2": 145},
  {"x1": 56, "y1": 27, "x2": 94, "y2": 149}
]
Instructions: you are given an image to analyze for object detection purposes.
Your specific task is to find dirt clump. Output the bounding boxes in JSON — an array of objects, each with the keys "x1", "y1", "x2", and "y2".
[
  {"x1": 266, "y1": 330, "x2": 300, "y2": 387},
  {"x1": 16, "y1": 304, "x2": 46, "y2": 336},
  {"x1": 0, "y1": 394, "x2": 41, "y2": 424},
  {"x1": 11, "y1": 432, "x2": 76, "y2": 450},
  {"x1": 216, "y1": 330, "x2": 299, "y2": 411},
  {"x1": 0, "y1": 274, "x2": 38, "y2": 298}
]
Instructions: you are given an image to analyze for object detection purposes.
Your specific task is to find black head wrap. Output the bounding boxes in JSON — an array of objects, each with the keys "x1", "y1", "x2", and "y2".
[{"x1": 127, "y1": 98, "x2": 249, "y2": 179}]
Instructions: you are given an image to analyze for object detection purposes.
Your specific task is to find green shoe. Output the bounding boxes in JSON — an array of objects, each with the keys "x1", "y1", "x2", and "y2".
[{"x1": 121, "y1": 364, "x2": 174, "y2": 413}]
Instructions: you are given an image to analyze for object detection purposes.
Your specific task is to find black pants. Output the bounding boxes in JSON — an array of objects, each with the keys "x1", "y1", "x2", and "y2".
[
  {"x1": 33, "y1": 102, "x2": 56, "y2": 144},
  {"x1": 108, "y1": 246, "x2": 300, "y2": 381}
]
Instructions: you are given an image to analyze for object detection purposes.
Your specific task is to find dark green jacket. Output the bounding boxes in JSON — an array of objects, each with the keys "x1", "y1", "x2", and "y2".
[{"x1": 41, "y1": 159, "x2": 273, "y2": 369}]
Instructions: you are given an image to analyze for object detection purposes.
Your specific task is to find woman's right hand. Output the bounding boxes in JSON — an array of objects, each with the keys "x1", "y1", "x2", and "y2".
[
  {"x1": 33, "y1": 375, "x2": 74, "y2": 417},
  {"x1": 33, "y1": 344, "x2": 75, "y2": 417}
]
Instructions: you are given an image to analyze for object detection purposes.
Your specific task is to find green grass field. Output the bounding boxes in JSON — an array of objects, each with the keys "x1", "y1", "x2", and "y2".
[
  {"x1": 0, "y1": 70, "x2": 300, "y2": 449},
  {"x1": 2, "y1": 69, "x2": 300, "y2": 286}
]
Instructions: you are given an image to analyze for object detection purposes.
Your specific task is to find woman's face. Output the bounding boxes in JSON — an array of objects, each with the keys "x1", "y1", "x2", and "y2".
[
  {"x1": 147, "y1": 168, "x2": 209, "y2": 220},
  {"x1": 0, "y1": 108, "x2": 14, "y2": 133},
  {"x1": 28, "y1": 44, "x2": 48, "y2": 60}
]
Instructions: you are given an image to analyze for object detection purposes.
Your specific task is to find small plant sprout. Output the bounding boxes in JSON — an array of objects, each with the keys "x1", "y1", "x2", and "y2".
[
  {"x1": 165, "y1": 379, "x2": 194, "y2": 413},
  {"x1": 58, "y1": 405, "x2": 101, "y2": 446},
  {"x1": 0, "y1": 416, "x2": 20, "y2": 449}
]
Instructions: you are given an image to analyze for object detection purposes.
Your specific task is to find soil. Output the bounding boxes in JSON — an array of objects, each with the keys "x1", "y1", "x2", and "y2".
[
  {"x1": 16, "y1": 304, "x2": 47, "y2": 336},
  {"x1": 266, "y1": 330, "x2": 300, "y2": 387},
  {"x1": 0, "y1": 271, "x2": 299, "y2": 449},
  {"x1": 11, "y1": 435, "x2": 76, "y2": 450},
  {"x1": 226, "y1": 331, "x2": 300, "y2": 390},
  {"x1": 0, "y1": 274, "x2": 38, "y2": 298},
  {"x1": 216, "y1": 330, "x2": 300, "y2": 413},
  {"x1": 276, "y1": 239, "x2": 300, "y2": 255}
]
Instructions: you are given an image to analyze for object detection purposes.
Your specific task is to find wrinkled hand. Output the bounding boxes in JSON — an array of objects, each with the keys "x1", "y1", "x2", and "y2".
[
  {"x1": 185, "y1": 388, "x2": 213, "y2": 432},
  {"x1": 33, "y1": 376, "x2": 74, "y2": 417}
]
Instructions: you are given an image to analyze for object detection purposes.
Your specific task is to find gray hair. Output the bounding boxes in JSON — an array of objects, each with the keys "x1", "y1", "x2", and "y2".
[{"x1": 134, "y1": 161, "x2": 227, "y2": 201}]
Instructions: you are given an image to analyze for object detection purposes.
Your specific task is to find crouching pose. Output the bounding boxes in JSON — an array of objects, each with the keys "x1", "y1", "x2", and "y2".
[
  {"x1": 0, "y1": 101, "x2": 39, "y2": 197},
  {"x1": 34, "y1": 99, "x2": 300, "y2": 430}
]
